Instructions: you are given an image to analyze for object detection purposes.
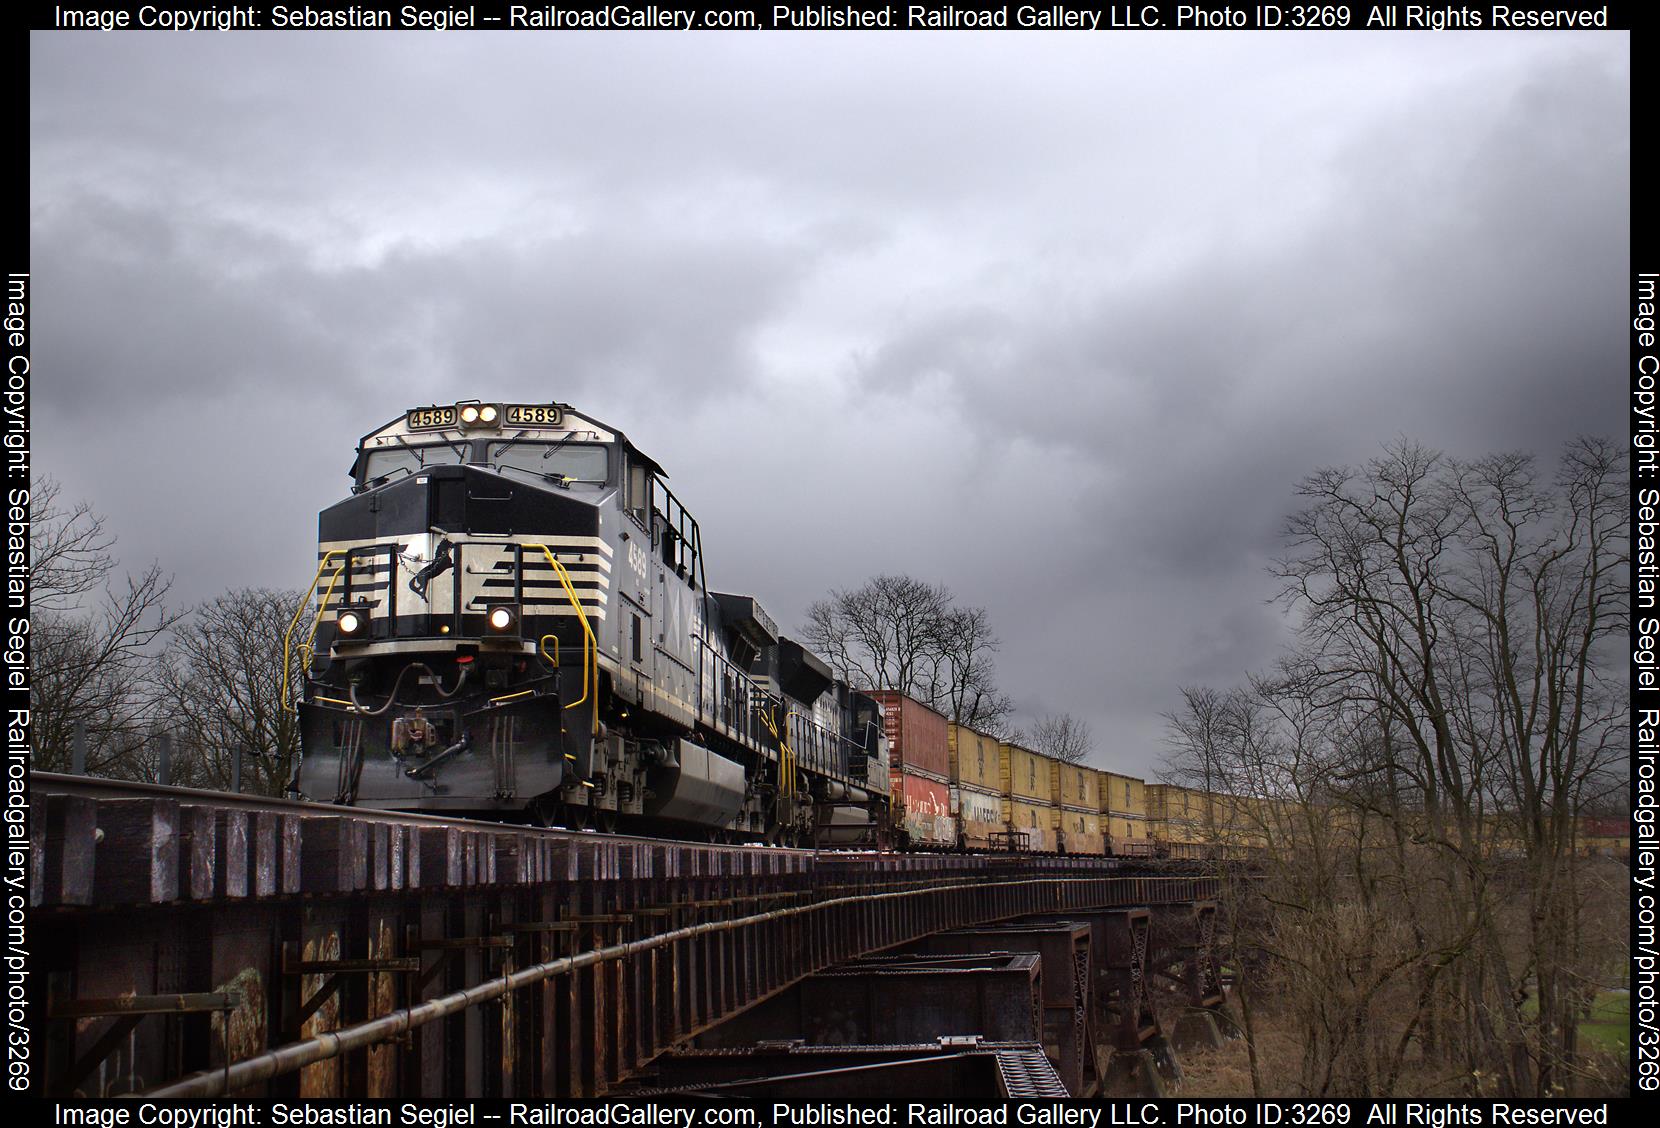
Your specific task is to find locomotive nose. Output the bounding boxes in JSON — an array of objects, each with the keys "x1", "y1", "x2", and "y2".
[{"x1": 315, "y1": 463, "x2": 599, "y2": 649}]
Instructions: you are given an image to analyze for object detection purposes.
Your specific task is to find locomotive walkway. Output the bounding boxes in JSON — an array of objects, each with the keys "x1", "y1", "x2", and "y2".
[{"x1": 28, "y1": 774, "x2": 1230, "y2": 1099}]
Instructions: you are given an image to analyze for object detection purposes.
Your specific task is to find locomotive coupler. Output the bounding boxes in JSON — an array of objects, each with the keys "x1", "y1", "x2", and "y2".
[
  {"x1": 391, "y1": 709, "x2": 440, "y2": 758},
  {"x1": 406, "y1": 731, "x2": 473, "y2": 779}
]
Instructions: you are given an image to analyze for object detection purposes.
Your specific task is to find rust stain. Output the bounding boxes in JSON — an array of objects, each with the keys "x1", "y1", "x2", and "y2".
[
  {"x1": 366, "y1": 917, "x2": 398, "y2": 1097},
  {"x1": 210, "y1": 967, "x2": 268, "y2": 1072},
  {"x1": 500, "y1": 967, "x2": 516, "y2": 1088},
  {"x1": 299, "y1": 929, "x2": 342, "y2": 1096}
]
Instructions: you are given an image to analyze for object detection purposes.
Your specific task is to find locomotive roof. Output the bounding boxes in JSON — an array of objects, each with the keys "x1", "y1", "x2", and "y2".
[{"x1": 353, "y1": 400, "x2": 668, "y2": 478}]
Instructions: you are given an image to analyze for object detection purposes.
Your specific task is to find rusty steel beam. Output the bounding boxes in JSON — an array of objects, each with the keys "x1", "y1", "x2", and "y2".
[
  {"x1": 138, "y1": 876, "x2": 1135, "y2": 1097},
  {"x1": 700, "y1": 952, "x2": 1046, "y2": 1050},
  {"x1": 899, "y1": 921, "x2": 1097, "y2": 1096}
]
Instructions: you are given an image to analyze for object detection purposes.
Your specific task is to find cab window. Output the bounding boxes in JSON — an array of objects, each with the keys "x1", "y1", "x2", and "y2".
[
  {"x1": 625, "y1": 459, "x2": 652, "y2": 526},
  {"x1": 488, "y1": 441, "x2": 609, "y2": 485},
  {"x1": 361, "y1": 441, "x2": 470, "y2": 487}
]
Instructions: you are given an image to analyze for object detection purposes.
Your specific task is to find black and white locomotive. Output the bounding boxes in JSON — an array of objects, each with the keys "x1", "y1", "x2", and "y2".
[{"x1": 293, "y1": 400, "x2": 889, "y2": 842}]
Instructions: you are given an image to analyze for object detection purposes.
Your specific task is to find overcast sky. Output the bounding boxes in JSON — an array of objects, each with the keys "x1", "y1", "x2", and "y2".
[{"x1": 30, "y1": 30, "x2": 1629, "y2": 777}]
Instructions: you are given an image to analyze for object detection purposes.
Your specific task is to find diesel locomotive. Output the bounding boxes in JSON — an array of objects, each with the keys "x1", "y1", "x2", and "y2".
[{"x1": 291, "y1": 399, "x2": 890, "y2": 842}]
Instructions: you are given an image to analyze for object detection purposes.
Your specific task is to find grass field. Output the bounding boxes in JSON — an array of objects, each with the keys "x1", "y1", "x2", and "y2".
[
  {"x1": 1517, "y1": 988, "x2": 1629, "y2": 1055},
  {"x1": 1576, "y1": 991, "x2": 1628, "y2": 1055}
]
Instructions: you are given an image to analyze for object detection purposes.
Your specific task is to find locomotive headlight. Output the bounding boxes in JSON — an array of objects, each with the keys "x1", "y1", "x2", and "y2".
[
  {"x1": 335, "y1": 602, "x2": 372, "y2": 641},
  {"x1": 485, "y1": 604, "x2": 520, "y2": 636},
  {"x1": 456, "y1": 403, "x2": 501, "y2": 430}
]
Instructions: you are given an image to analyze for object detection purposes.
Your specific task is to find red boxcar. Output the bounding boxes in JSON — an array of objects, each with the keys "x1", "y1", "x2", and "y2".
[
  {"x1": 870, "y1": 692, "x2": 954, "y2": 847},
  {"x1": 894, "y1": 770, "x2": 954, "y2": 847},
  {"x1": 868, "y1": 691, "x2": 949, "y2": 778}
]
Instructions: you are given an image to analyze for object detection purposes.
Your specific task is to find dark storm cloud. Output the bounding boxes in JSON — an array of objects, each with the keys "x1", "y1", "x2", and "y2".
[
  {"x1": 803, "y1": 39, "x2": 1624, "y2": 771},
  {"x1": 853, "y1": 43, "x2": 1626, "y2": 559},
  {"x1": 35, "y1": 196, "x2": 344, "y2": 412},
  {"x1": 387, "y1": 231, "x2": 819, "y2": 407},
  {"x1": 29, "y1": 32, "x2": 1628, "y2": 777},
  {"x1": 33, "y1": 193, "x2": 815, "y2": 415}
]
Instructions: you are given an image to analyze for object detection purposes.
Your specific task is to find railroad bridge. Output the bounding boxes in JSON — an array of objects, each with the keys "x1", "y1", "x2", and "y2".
[{"x1": 28, "y1": 775, "x2": 1238, "y2": 1100}]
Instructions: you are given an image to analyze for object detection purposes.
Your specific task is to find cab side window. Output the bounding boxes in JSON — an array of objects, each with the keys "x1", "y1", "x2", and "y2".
[{"x1": 625, "y1": 457, "x2": 652, "y2": 526}]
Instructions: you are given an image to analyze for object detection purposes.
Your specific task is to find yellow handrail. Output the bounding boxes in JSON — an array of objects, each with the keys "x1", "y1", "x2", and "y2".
[
  {"x1": 298, "y1": 565, "x2": 350, "y2": 673},
  {"x1": 757, "y1": 703, "x2": 795, "y2": 801},
  {"x1": 537, "y1": 633, "x2": 560, "y2": 670},
  {"x1": 784, "y1": 710, "x2": 801, "y2": 801},
  {"x1": 282, "y1": 551, "x2": 346, "y2": 712},
  {"x1": 523, "y1": 544, "x2": 597, "y2": 735}
]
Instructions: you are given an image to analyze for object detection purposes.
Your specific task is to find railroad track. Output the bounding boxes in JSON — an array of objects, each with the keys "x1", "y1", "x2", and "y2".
[
  {"x1": 32, "y1": 771, "x2": 1139, "y2": 917},
  {"x1": 31, "y1": 771, "x2": 1167, "y2": 867},
  {"x1": 30, "y1": 771, "x2": 809, "y2": 853}
]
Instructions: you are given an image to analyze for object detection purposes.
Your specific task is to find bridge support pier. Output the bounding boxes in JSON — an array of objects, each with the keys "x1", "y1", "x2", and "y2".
[
  {"x1": 1177, "y1": 899, "x2": 1237, "y2": 1050},
  {"x1": 1091, "y1": 907, "x2": 1178, "y2": 1095},
  {"x1": 1102, "y1": 1048, "x2": 1165, "y2": 1097},
  {"x1": 1173, "y1": 1009, "x2": 1227, "y2": 1052},
  {"x1": 1146, "y1": 1031, "x2": 1183, "y2": 1083}
]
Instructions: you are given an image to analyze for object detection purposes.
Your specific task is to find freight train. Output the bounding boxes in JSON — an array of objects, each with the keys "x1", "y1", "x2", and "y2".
[
  {"x1": 290, "y1": 399, "x2": 1250, "y2": 857},
  {"x1": 290, "y1": 399, "x2": 888, "y2": 843},
  {"x1": 866, "y1": 691, "x2": 1148, "y2": 855}
]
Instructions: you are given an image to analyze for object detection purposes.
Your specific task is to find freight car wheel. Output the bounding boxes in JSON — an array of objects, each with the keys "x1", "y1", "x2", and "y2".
[{"x1": 596, "y1": 810, "x2": 619, "y2": 834}]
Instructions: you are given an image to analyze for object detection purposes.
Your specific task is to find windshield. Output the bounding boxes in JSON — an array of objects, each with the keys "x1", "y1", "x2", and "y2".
[
  {"x1": 488, "y1": 441, "x2": 609, "y2": 485},
  {"x1": 361, "y1": 441, "x2": 470, "y2": 485}
]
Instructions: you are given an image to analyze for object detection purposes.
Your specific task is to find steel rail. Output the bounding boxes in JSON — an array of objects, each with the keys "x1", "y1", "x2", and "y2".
[
  {"x1": 32, "y1": 773, "x2": 1153, "y2": 861},
  {"x1": 28, "y1": 772, "x2": 812, "y2": 852},
  {"x1": 141, "y1": 873, "x2": 1209, "y2": 1098}
]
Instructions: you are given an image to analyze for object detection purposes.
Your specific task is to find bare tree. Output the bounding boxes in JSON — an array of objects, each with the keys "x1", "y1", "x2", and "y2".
[
  {"x1": 803, "y1": 574, "x2": 1012, "y2": 731},
  {"x1": 1437, "y1": 437, "x2": 1627, "y2": 1093},
  {"x1": 30, "y1": 476, "x2": 116, "y2": 612},
  {"x1": 1162, "y1": 437, "x2": 1627, "y2": 1097},
  {"x1": 1031, "y1": 712, "x2": 1093, "y2": 764},
  {"x1": 155, "y1": 588, "x2": 307, "y2": 796},
  {"x1": 933, "y1": 605, "x2": 1012, "y2": 733},
  {"x1": 1265, "y1": 436, "x2": 1625, "y2": 1096},
  {"x1": 1165, "y1": 675, "x2": 1449, "y2": 1097},
  {"x1": 29, "y1": 478, "x2": 181, "y2": 777}
]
